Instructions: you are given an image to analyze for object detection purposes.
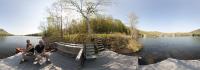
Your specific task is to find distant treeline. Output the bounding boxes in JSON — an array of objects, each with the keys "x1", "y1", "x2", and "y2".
[
  {"x1": 25, "y1": 33, "x2": 42, "y2": 36},
  {"x1": 139, "y1": 30, "x2": 200, "y2": 37}
]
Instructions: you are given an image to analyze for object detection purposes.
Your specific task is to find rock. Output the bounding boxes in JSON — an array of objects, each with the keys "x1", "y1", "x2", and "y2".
[{"x1": 139, "y1": 58, "x2": 200, "y2": 70}]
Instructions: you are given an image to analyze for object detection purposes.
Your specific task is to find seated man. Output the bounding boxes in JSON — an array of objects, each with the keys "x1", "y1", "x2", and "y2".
[
  {"x1": 33, "y1": 40, "x2": 51, "y2": 65},
  {"x1": 20, "y1": 40, "x2": 34, "y2": 64}
]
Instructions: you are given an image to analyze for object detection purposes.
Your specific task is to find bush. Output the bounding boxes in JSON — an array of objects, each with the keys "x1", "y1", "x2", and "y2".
[
  {"x1": 63, "y1": 34, "x2": 91, "y2": 43},
  {"x1": 108, "y1": 33, "x2": 142, "y2": 53},
  {"x1": 127, "y1": 39, "x2": 142, "y2": 52},
  {"x1": 109, "y1": 34, "x2": 129, "y2": 51}
]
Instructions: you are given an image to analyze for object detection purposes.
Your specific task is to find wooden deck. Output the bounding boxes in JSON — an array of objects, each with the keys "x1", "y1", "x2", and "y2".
[
  {"x1": 83, "y1": 50, "x2": 138, "y2": 70},
  {"x1": 0, "y1": 50, "x2": 138, "y2": 70},
  {"x1": 0, "y1": 52, "x2": 79, "y2": 70}
]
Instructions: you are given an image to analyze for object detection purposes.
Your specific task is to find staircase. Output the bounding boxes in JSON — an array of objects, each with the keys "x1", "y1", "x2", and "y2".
[
  {"x1": 84, "y1": 44, "x2": 97, "y2": 59},
  {"x1": 95, "y1": 38, "x2": 105, "y2": 52},
  {"x1": 84, "y1": 38, "x2": 105, "y2": 60}
]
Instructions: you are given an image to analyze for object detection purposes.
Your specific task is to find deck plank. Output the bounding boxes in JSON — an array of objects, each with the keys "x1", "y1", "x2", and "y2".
[
  {"x1": 0, "y1": 50, "x2": 138, "y2": 70},
  {"x1": 0, "y1": 52, "x2": 78, "y2": 70}
]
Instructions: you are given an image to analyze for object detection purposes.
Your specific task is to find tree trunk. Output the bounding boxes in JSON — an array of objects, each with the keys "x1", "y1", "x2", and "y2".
[
  {"x1": 85, "y1": 16, "x2": 93, "y2": 43},
  {"x1": 131, "y1": 28, "x2": 139, "y2": 41},
  {"x1": 60, "y1": 16, "x2": 63, "y2": 38},
  {"x1": 86, "y1": 17, "x2": 91, "y2": 34}
]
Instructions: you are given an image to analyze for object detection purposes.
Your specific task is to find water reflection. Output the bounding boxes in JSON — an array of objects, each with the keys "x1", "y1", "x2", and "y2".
[
  {"x1": 0, "y1": 36, "x2": 6, "y2": 42},
  {"x1": 0, "y1": 36, "x2": 41, "y2": 59},
  {"x1": 138, "y1": 37, "x2": 200, "y2": 65}
]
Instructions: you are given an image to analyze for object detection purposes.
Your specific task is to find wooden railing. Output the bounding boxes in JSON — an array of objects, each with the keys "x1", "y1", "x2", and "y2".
[
  {"x1": 55, "y1": 42, "x2": 85, "y2": 67},
  {"x1": 75, "y1": 48, "x2": 85, "y2": 67},
  {"x1": 55, "y1": 41, "x2": 106, "y2": 67}
]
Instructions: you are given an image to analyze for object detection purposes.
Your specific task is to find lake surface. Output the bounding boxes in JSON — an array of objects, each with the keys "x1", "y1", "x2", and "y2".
[
  {"x1": 0, "y1": 36, "x2": 41, "y2": 59},
  {"x1": 0, "y1": 36, "x2": 200, "y2": 65},
  {"x1": 138, "y1": 37, "x2": 200, "y2": 65}
]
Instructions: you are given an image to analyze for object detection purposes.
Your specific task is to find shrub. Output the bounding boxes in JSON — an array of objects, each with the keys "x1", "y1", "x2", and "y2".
[
  {"x1": 109, "y1": 33, "x2": 129, "y2": 51},
  {"x1": 127, "y1": 39, "x2": 142, "y2": 52},
  {"x1": 107, "y1": 33, "x2": 142, "y2": 53},
  {"x1": 63, "y1": 34, "x2": 90, "y2": 43}
]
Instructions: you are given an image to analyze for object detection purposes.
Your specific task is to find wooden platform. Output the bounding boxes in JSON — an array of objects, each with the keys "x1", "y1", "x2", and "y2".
[
  {"x1": 83, "y1": 50, "x2": 138, "y2": 70},
  {"x1": 0, "y1": 50, "x2": 138, "y2": 70},
  {"x1": 0, "y1": 52, "x2": 79, "y2": 70}
]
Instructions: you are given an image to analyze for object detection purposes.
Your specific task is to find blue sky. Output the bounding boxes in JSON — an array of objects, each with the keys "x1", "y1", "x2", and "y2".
[
  {"x1": 106, "y1": 0, "x2": 200, "y2": 33},
  {"x1": 0, "y1": 0, "x2": 54, "y2": 35},
  {"x1": 0, "y1": 0, "x2": 200, "y2": 35}
]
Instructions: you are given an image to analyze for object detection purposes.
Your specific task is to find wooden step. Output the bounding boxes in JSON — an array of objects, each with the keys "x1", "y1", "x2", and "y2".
[
  {"x1": 96, "y1": 44, "x2": 104, "y2": 46},
  {"x1": 96, "y1": 42, "x2": 102, "y2": 43},
  {"x1": 86, "y1": 49, "x2": 95, "y2": 52},
  {"x1": 97, "y1": 48, "x2": 104, "y2": 50},
  {"x1": 86, "y1": 46, "x2": 95, "y2": 49},
  {"x1": 97, "y1": 45, "x2": 104, "y2": 47},
  {"x1": 86, "y1": 52, "x2": 95, "y2": 54},
  {"x1": 97, "y1": 48, "x2": 105, "y2": 51},
  {"x1": 86, "y1": 55, "x2": 97, "y2": 59},
  {"x1": 96, "y1": 46, "x2": 104, "y2": 48},
  {"x1": 96, "y1": 41, "x2": 102, "y2": 42},
  {"x1": 84, "y1": 43, "x2": 99, "y2": 60},
  {"x1": 86, "y1": 50, "x2": 95, "y2": 52},
  {"x1": 97, "y1": 46, "x2": 104, "y2": 49}
]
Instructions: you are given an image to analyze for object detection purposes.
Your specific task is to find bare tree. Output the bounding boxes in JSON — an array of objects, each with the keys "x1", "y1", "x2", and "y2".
[
  {"x1": 39, "y1": 21, "x2": 48, "y2": 37},
  {"x1": 128, "y1": 12, "x2": 139, "y2": 41},
  {"x1": 61, "y1": 0, "x2": 112, "y2": 34},
  {"x1": 48, "y1": 0, "x2": 67, "y2": 38}
]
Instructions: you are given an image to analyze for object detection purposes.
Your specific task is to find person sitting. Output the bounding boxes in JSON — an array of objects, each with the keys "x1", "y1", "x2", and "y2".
[
  {"x1": 20, "y1": 40, "x2": 34, "y2": 64},
  {"x1": 33, "y1": 40, "x2": 51, "y2": 65}
]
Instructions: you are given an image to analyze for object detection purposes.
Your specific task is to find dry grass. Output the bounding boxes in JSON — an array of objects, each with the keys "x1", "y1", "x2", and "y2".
[
  {"x1": 127, "y1": 39, "x2": 142, "y2": 52},
  {"x1": 106, "y1": 33, "x2": 142, "y2": 53}
]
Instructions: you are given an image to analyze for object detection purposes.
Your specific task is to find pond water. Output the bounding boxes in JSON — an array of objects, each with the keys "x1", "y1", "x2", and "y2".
[
  {"x1": 0, "y1": 36, "x2": 200, "y2": 65},
  {"x1": 138, "y1": 37, "x2": 200, "y2": 65},
  {"x1": 0, "y1": 36, "x2": 41, "y2": 59}
]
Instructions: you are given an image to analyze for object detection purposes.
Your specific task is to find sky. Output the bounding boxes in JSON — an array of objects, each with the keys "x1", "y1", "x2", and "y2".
[
  {"x1": 106, "y1": 0, "x2": 200, "y2": 33},
  {"x1": 0, "y1": 0, "x2": 200, "y2": 35},
  {"x1": 0, "y1": 0, "x2": 54, "y2": 35}
]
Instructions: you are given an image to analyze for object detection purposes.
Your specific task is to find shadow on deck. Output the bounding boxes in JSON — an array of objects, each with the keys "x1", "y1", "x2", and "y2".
[
  {"x1": 0, "y1": 52, "x2": 78, "y2": 70},
  {"x1": 0, "y1": 50, "x2": 138, "y2": 70}
]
